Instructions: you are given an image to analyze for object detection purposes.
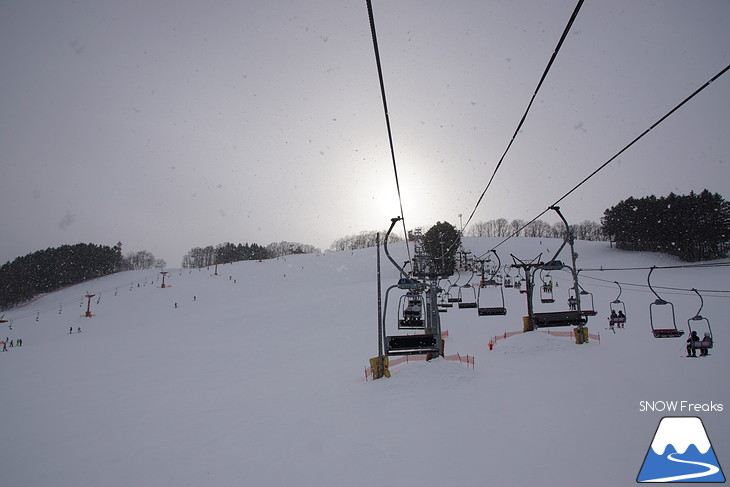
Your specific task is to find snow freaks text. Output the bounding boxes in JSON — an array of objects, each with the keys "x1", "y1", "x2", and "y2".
[{"x1": 640, "y1": 401, "x2": 724, "y2": 413}]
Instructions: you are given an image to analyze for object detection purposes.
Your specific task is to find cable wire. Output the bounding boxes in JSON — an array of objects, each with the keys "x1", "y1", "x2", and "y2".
[
  {"x1": 492, "y1": 62, "x2": 730, "y2": 252},
  {"x1": 365, "y1": 0, "x2": 411, "y2": 263},
  {"x1": 463, "y1": 0, "x2": 584, "y2": 233}
]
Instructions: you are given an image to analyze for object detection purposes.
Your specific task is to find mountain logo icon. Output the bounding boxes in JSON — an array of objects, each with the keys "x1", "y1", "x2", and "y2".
[{"x1": 638, "y1": 416, "x2": 725, "y2": 483}]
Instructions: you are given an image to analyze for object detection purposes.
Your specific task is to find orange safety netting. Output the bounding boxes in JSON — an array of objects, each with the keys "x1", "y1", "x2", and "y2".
[
  {"x1": 489, "y1": 328, "x2": 600, "y2": 349},
  {"x1": 364, "y1": 330, "x2": 476, "y2": 380}
]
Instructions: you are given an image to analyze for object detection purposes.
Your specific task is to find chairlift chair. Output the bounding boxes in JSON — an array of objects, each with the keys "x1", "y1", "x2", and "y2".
[
  {"x1": 609, "y1": 281, "x2": 627, "y2": 328},
  {"x1": 687, "y1": 288, "x2": 714, "y2": 356},
  {"x1": 386, "y1": 334, "x2": 440, "y2": 356},
  {"x1": 579, "y1": 288, "x2": 597, "y2": 316},
  {"x1": 447, "y1": 283, "x2": 462, "y2": 303},
  {"x1": 438, "y1": 289, "x2": 453, "y2": 308},
  {"x1": 398, "y1": 291, "x2": 425, "y2": 329},
  {"x1": 494, "y1": 273, "x2": 504, "y2": 287},
  {"x1": 458, "y1": 284, "x2": 478, "y2": 309},
  {"x1": 503, "y1": 266, "x2": 514, "y2": 288},
  {"x1": 533, "y1": 310, "x2": 586, "y2": 328},
  {"x1": 540, "y1": 281, "x2": 555, "y2": 304},
  {"x1": 515, "y1": 275, "x2": 525, "y2": 293},
  {"x1": 477, "y1": 283, "x2": 507, "y2": 316},
  {"x1": 647, "y1": 267, "x2": 684, "y2": 338}
]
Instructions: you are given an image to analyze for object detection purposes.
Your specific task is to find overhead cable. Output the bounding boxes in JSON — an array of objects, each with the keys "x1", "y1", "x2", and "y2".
[
  {"x1": 493, "y1": 62, "x2": 730, "y2": 252},
  {"x1": 365, "y1": 0, "x2": 411, "y2": 263},
  {"x1": 463, "y1": 0, "x2": 585, "y2": 233}
]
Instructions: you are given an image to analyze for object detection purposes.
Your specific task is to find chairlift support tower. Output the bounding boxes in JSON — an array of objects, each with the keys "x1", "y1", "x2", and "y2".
[
  {"x1": 84, "y1": 293, "x2": 95, "y2": 317},
  {"x1": 160, "y1": 271, "x2": 169, "y2": 288},
  {"x1": 381, "y1": 217, "x2": 443, "y2": 357},
  {"x1": 548, "y1": 206, "x2": 587, "y2": 342}
]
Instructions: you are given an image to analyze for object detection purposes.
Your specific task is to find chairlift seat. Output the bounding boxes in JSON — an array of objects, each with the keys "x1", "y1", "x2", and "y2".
[
  {"x1": 448, "y1": 297, "x2": 462, "y2": 303},
  {"x1": 541, "y1": 261, "x2": 564, "y2": 271},
  {"x1": 581, "y1": 310, "x2": 598, "y2": 316},
  {"x1": 652, "y1": 329, "x2": 685, "y2": 338},
  {"x1": 541, "y1": 298, "x2": 555, "y2": 304},
  {"x1": 688, "y1": 339, "x2": 713, "y2": 350},
  {"x1": 398, "y1": 318, "x2": 425, "y2": 330},
  {"x1": 533, "y1": 311, "x2": 586, "y2": 328},
  {"x1": 386, "y1": 334, "x2": 440, "y2": 356},
  {"x1": 478, "y1": 307, "x2": 507, "y2": 316},
  {"x1": 458, "y1": 302, "x2": 477, "y2": 309},
  {"x1": 610, "y1": 316, "x2": 626, "y2": 324}
]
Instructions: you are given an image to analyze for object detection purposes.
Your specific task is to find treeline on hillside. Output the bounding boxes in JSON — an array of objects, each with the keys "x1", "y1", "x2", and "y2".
[
  {"x1": 124, "y1": 250, "x2": 166, "y2": 270},
  {"x1": 601, "y1": 190, "x2": 729, "y2": 261},
  {"x1": 0, "y1": 243, "x2": 125, "y2": 310},
  {"x1": 329, "y1": 230, "x2": 404, "y2": 251},
  {"x1": 466, "y1": 218, "x2": 605, "y2": 241},
  {"x1": 181, "y1": 241, "x2": 321, "y2": 268}
]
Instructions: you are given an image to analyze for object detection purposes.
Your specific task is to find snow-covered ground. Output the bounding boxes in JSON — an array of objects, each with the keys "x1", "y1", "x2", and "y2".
[{"x1": 1, "y1": 236, "x2": 727, "y2": 486}]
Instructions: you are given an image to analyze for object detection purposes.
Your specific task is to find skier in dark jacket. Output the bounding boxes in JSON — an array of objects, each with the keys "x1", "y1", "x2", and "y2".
[{"x1": 686, "y1": 331, "x2": 700, "y2": 357}]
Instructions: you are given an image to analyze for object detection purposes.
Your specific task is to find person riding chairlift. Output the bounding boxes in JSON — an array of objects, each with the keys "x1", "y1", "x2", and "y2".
[{"x1": 700, "y1": 332, "x2": 713, "y2": 356}]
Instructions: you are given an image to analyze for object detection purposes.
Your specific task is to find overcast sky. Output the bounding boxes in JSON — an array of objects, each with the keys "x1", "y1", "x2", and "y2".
[{"x1": 1, "y1": 0, "x2": 728, "y2": 267}]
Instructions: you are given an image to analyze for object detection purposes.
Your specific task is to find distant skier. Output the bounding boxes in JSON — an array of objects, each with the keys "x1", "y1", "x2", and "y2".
[
  {"x1": 2, "y1": 341, "x2": 6, "y2": 352},
  {"x1": 69, "y1": 326, "x2": 73, "y2": 334},
  {"x1": 77, "y1": 327, "x2": 81, "y2": 333}
]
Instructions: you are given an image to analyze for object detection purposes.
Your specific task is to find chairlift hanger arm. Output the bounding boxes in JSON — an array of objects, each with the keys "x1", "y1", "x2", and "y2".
[
  {"x1": 647, "y1": 266, "x2": 665, "y2": 303},
  {"x1": 545, "y1": 206, "x2": 571, "y2": 265},
  {"x1": 613, "y1": 281, "x2": 623, "y2": 302},
  {"x1": 384, "y1": 217, "x2": 409, "y2": 280},
  {"x1": 691, "y1": 288, "x2": 704, "y2": 319}
]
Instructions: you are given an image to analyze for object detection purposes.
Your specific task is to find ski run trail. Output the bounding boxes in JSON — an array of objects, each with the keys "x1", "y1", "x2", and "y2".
[{"x1": 1, "y1": 236, "x2": 728, "y2": 486}]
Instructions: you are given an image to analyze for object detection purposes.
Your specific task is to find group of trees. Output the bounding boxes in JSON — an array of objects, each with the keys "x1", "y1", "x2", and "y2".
[
  {"x1": 181, "y1": 241, "x2": 321, "y2": 268},
  {"x1": 466, "y1": 218, "x2": 605, "y2": 241},
  {"x1": 421, "y1": 221, "x2": 461, "y2": 277},
  {"x1": 328, "y1": 230, "x2": 403, "y2": 252},
  {"x1": 601, "y1": 190, "x2": 729, "y2": 261},
  {"x1": 124, "y1": 250, "x2": 166, "y2": 270},
  {"x1": 0, "y1": 243, "x2": 125, "y2": 310}
]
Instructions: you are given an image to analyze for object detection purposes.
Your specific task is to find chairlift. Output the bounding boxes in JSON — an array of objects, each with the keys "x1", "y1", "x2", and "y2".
[
  {"x1": 457, "y1": 272, "x2": 478, "y2": 309},
  {"x1": 539, "y1": 271, "x2": 555, "y2": 304},
  {"x1": 647, "y1": 266, "x2": 684, "y2": 338},
  {"x1": 686, "y1": 288, "x2": 714, "y2": 356},
  {"x1": 533, "y1": 310, "x2": 586, "y2": 328},
  {"x1": 386, "y1": 334, "x2": 440, "y2": 356},
  {"x1": 476, "y1": 250, "x2": 507, "y2": 315},
  {"x1": 398, "y1": 291, "x2": 425, "y2": 329},
  {"x1": 514, "y1": 272, "x2": 525, "y2": 293},
  {"x1": 579, "y1": 288, "x2": 597, "y2": 316},
  {"x1": 447, "y1": 284, "x2": 462, "y2": 303},
  {"x1": 494, "y1": 273, "x2": 504, "y2": 287},
  {"x1": 458, "y1": 284, "x2": 478, "y2": 309},
  {"x1": 438, "y1": 287, "x2": 453, "y2": 309},
  {"x1": 477, "y1": 283, "x2": 506, "y2": 316},
  {"x1": 609, "y1": 281, "x2": 627, "y2": 329},
  {"x1": 503, "y1": 266, "x2": 514, "y2": 288}
]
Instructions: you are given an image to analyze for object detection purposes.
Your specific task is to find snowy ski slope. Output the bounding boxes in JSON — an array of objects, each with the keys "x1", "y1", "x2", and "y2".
[{"x1": 1, "y1": 236, "x2": 727, "y2": 486}]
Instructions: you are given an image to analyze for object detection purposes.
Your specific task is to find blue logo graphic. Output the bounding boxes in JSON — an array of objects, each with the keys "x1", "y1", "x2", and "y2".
[{"x1": 638, "y1": 417, "x2": 725, "y2": 483}]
